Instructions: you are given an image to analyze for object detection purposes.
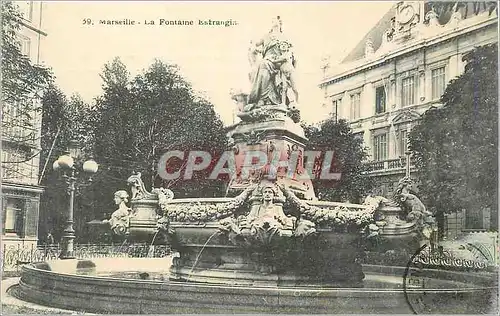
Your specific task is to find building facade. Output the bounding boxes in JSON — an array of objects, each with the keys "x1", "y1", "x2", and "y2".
[
  {"x1": 2, "y1": 1, "x2": 47, "y2": 248},
  {"x1": 319, "y1": 1, "x2": 498, "y2": 231}
]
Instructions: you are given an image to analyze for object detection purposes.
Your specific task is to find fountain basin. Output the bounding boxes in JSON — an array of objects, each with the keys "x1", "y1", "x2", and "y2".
[
  {"x1": 128, "y1": 198, "x2": 236, "y2": 242},
  {"x1": 11, "y1": 258, "x2": 497, "y2": 314},
  {"x1": 168, "y1": 221, "x2": 365, "y2": 286}
]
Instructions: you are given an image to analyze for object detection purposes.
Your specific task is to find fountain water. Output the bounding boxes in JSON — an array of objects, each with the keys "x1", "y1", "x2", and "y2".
[
  {"x1": 10, "y1": 16, "x2": 498, "y2": 314},
  {"x1": 187, "y1": 231, "x2": 221, "y2": 281}
]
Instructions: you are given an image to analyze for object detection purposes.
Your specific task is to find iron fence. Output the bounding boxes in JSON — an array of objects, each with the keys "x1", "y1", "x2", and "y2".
[{"x1": 1, "y1": 243, "x2": 171, "y2": 271}]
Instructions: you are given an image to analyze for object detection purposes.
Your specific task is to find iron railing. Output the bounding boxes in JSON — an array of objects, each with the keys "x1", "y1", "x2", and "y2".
[
  {"x1": 366, "y1": 157, "x2": 416, "y2": 173},
  {"x1": 1, "y1": 243, "x2": 171, "y2": 271}
]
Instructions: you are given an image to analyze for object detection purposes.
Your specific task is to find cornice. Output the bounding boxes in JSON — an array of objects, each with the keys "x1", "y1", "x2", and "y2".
[{"x1": 320, "y1": 16, "x2": 498, "y2": 88}]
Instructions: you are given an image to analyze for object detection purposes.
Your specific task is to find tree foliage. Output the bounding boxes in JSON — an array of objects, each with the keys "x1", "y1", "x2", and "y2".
[
  {"x1": 38, "y1": 86, "x2": 94, "y2": 242},
  {"x1": 1, "y1": 1, "x2": 54, "y2": 181},
  {"x1": 426, "y1": 1, "x2": 497, "y2": 24},
  {"x1": 409, "y1": 44, "x2": 498, "y2": 229},
  {"x1": 86, "y1": 58, "x2": 227, "y2": 231},
  {"x1": 304, "y1": 118, "x2": 374, "y2": 203},
  {"x1": 1, "y1": 1, "x2": 53, "y2": 130}
]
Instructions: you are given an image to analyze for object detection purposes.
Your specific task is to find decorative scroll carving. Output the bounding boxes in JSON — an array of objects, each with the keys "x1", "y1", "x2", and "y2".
[{"x1": 127, "y1": 172, "x2": 157, "y2": 200}]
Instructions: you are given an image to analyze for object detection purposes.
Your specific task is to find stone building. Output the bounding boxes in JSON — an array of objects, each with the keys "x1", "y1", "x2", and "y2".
[
  {"x1": 319, "y1": 2, "x2": 498, "y2": 230},
  {"x1": 2, "y1": 1, "x2": 47, "y2": 248}
]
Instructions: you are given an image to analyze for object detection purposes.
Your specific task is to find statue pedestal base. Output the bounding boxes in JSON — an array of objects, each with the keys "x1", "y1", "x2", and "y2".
[{"x1": 227, "y1": 117, "x2": 316, "y2": 200}]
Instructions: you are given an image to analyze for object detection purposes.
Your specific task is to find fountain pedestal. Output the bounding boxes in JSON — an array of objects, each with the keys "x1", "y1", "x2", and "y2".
[{"x1": 227, "y1": 115, "x2": 316, "y2": 200}]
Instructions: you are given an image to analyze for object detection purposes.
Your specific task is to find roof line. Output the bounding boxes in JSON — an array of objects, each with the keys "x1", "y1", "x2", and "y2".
[{"x1": 319, "y1": 16, "x2": 498, "y2": 87}]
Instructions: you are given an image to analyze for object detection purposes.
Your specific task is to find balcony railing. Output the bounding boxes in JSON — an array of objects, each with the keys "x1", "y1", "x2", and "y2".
[{"x1": 366, "y1": 157, "x2": 416, "y2": 173}]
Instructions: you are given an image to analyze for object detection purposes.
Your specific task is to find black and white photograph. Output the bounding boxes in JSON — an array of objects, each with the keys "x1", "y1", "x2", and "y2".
[{"x1": 1, "y1": 1, "x2": 498, "y2": 314}]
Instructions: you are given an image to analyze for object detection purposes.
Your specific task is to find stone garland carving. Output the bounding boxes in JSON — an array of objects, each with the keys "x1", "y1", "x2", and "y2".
[
  {"x1": 158, "y1": 183, "x2": 380, "y2": 233},
  {"x1": 163, "y1": 186, "x2": 255, "y2": 223},
  {"x1": 153, "y1": 187, "x2": 175, "y2": 215},
  {"x1": 281, "y1": 185, "x2": 379, "y2": 232},
  {"x1": 287, "y1": 106, "x2": 301, "y2": 123}
]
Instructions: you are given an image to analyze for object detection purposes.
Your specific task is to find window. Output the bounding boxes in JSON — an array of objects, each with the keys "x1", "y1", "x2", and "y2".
[
  {"x1": 375, "y1": 86, "x2": 386, "y2": 114},
  {"x1": 401, "y1": 76, "x2": 415, "y2": 106},
  {"x1": 350, "y1": 93, "x2": 360, "y2": 120},
  {"x1": 431, "y1": 67, "x2": 446, "y2": 100},
  {"x1": 331, "y1": 98, "x2": 341, "y2": 121},
  {"x1": 2, "y1": 150, "x2": 24, "y2": 180},
  {"x1": 3, "y1": 198, "x2": 25, "y2": 236},
  {"x1": 19, "y1": 35, "x2": 31, "y2": 57},
  {"x1": 373, "y1": 133, "x2": 388, "y2": 161},
  {"x1": 399, "y1": 130, "x2": 408, "y2": 156},
  {"x1": 2, "y1": 102, "x2": 36, "y2": 143}
]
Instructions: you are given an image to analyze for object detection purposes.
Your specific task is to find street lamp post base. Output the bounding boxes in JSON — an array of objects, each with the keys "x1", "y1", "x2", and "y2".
[
  {"x1": 60, "y1": 234, "x2": 76, "y2": 260},
  {"x1": 59, "y1": 252, "x2": 76, "y2": 260}
]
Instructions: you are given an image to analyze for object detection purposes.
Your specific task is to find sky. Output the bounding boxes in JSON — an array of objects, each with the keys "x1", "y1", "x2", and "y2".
[{"x1": 41, "y1": 1, "x2": 394, "y2": 125}]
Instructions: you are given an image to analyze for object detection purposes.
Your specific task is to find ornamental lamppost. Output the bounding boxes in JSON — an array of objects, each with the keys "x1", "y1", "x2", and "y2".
[{"x1": 53, "y1": 140, "x2": 98, "y2": 259}]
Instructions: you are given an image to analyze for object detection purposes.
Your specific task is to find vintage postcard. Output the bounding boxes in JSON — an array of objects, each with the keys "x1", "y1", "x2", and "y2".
[{"x1": 1, "y1": 1, "x2": 498, "y2": 314}]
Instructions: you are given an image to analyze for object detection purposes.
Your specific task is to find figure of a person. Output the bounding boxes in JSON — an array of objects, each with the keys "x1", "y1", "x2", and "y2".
[
  {"x1": 106, "y1": 190, "x2": 132, "y2": 235},
  {"x1": 277, "y1": 40, "x2": 299, "y2": 105},
  {"x1": 291, "y1": 144, "x2": 304, "y2": 177},
  {"x1": 247, "y1": 185, "x2": 293, "y2": 229},
  {"x1": 247, "y1": 17, "x2": 298, "y2": 109},
  {"x1": 448, "y1": 2, "x2": 463, "y2": 27},
  {"x1": 46, "y1": 231, "x2": 55, "y2": 245},
  {"x1": 425, "y1": 6, "x2": 440, "y2": 27}
]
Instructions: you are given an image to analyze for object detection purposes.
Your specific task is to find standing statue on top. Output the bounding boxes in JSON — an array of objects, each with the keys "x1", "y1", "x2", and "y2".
[{"x1": 246, "y1": 16, "x2": 299, "y2": 111}]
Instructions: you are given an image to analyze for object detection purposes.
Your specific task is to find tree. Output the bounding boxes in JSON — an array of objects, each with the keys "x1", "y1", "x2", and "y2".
[
  {"x1": 85, "y1": 58, "x2": 227, "y2": 231},
  {"x1": 409, "y1": 44, "x2": 498, "y2": 233},
  {"x1": 304, "y1": 118, "x2": 374, "y2": 203},
  {"x1": 426, "y1": 1, "x2": 497, "y2": 25},
  {"x1": 38, "y1": 86, "x2": 94, "y2": 242},
  {"x1": 1, "y1": 1, "x2": 53, "y2": 175}
]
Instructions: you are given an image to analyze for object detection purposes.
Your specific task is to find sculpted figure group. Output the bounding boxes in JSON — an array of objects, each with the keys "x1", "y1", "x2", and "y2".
[{"x1": 246, "y1": 16, "x2": 299, "y2": 111}]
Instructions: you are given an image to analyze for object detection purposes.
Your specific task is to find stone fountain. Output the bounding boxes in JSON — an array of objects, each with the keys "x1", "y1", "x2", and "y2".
[
  {"x1": 105, "y1": 16, "x2": 439, "y2": 287},
  {"x1": 11, "y1": 16, "x2": 497, "y2": 314}
]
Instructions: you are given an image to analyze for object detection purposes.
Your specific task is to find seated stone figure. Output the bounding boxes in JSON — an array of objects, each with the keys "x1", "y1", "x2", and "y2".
[{"x1": 105, "y1": 190, "x2": 133, "y2": 236}]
